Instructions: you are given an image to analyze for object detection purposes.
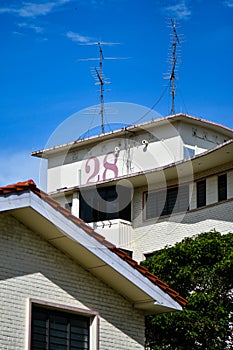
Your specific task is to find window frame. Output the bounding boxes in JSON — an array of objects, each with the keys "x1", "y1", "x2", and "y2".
[
  {"x1": 27, "y1": 299, "x2": 99, "y2": 350},
  {"x1": 144, "y1": 183, "x2": 190, "y2": 220},
  {"x1": 183, "y1": 145, "x2": 195, "y2": 159}
]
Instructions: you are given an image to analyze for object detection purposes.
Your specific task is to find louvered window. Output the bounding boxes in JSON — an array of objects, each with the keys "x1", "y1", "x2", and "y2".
[
  {"x1": 31, "y1": 305, "x2": 89, "y2": 350},
  {"x1": 145, "y1": 185, "x2": 189, "y2": 219}
]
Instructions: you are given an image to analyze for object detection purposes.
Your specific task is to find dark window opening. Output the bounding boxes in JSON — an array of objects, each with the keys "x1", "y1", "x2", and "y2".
[
  {"x1": 31, "y1": 305, "x2": 89, "y2": 350},
  {"x1": 144, "y1": 252, "x2": 155, "y2": 260},
  {"x1": 197, "y1": 180, "x2": 206, "y2": 208},
  {"x1": 65, "y1": 202, "x2": 72, "y2": 211},
  {"x1": 145, "y1": 185, "x2": 189, "y2": 219},
  {"x1": 79, "y1": 185, "x2": 132, "y2": 223},
  {"x1": 119, "y1": 248, "x2": 133, "y2": 258},
  {"x1": 218, "y1": 174, "x2": 227, "y2": 202}
]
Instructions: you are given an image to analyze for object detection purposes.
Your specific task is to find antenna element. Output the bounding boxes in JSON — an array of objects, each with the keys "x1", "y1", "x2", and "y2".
[
  {"x1": 78, "y1": 41, "x2": 127, "y2": 133},
  {"x1": 165, "y1": 19, "x2": 182, "y2": 115}
]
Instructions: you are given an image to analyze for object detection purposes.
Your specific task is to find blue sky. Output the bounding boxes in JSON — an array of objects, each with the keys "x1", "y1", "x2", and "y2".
[{"x1": 0, "y1": 0, "x2": 233, "y2": 187}]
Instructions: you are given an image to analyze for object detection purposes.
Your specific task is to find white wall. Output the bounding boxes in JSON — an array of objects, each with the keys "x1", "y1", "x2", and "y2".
[
  {"x1": 0, "y1": 213, "x2": 145, "y2": 350},
  {"x1": 179, "y1": 122, "x2": 229, "y2": 156},
  {"x1": 46, "y1": 123, "x2": 184, "y2": 193}
]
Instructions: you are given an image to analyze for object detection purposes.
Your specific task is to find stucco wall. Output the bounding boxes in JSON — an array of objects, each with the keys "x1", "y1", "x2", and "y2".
[
  {"x1": 0, "y1": 213, "x2": 144, "y2": 350},
  {"x1": 47, "y1": 122, "x2": 183, "y2": 193},
  {"x1": 179, "y1": 122, "x2": 229, "y2": 151}
]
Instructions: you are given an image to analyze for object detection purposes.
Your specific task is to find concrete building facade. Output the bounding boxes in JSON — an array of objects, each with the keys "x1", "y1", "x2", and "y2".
[{"x1": 32, "y1": 113, "x2": 233, "y2": 261}]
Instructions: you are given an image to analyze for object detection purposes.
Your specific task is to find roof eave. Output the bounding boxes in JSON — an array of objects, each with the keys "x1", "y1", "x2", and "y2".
[
  {"x1": 31, "y1": 113, "x2": 233, "y2": 158},
  {"x1": 0, "y1": 189, "x2": 184, "y2": 313},
  {"x1": 48, "y1": 139, "x2": 233, "y2": 196}
]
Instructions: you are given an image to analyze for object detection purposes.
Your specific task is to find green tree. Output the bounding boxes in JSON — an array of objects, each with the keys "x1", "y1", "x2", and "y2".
[{"x1": 142, "y1": 231, "x2": 233, "y2": 350}]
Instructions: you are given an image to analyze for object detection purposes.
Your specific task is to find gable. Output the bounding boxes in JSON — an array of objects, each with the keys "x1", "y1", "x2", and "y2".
[
  {"x1": 0, "y1": 212, "x2": 145, "y2": 349},
  {"x1": 0, "y1": 180, "x2": 187, "y2": 312}
]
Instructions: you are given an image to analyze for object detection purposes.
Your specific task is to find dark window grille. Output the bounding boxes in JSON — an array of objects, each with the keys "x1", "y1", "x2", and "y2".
[
  {"x1": 145, "y1": 185, "x2": 189, "y2": 219},
  {"x1": 218, "y1": 174, "x2": 227, "y2": 202},
  {"x1": 31, "y1": 305, "x2": 89, "y2": 350},
  {"x1": 79, "y1": 185, "x2": 131, "y2": 223},
  {"x1": 196, "y1": 180, "x2": 206, "y2": 208}
]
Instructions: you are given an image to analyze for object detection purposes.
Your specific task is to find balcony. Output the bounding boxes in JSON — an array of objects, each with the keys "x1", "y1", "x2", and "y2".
[{"x1": 90, "y1": 219, "x2": 133, "y2": 250}]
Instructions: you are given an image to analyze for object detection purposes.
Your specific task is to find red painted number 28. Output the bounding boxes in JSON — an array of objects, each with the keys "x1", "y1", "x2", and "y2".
[{"x1": 85, "y1": 152, "x2": 118, "y2": 184}]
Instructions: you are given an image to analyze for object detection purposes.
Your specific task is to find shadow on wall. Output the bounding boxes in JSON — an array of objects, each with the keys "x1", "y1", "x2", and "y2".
[
  {"x1": 0, "y1": 212, "x2": 144, "y2": 348},
  {"x1": 134, "y1": 198, "x2": 233, "y2": 228}
]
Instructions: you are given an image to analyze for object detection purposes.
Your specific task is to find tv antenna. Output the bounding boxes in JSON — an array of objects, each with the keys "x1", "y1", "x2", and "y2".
[
  {"x1": 164, "y1": 19, "x2": 182, "y2": 115},
  {"x1": 78, "y1": 41, "x2": 128, "y2": 133}
]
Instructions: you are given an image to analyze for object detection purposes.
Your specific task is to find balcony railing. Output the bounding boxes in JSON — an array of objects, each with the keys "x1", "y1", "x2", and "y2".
[{"x1": 90, "y1": 219, "x2": 132, "y2": 250}]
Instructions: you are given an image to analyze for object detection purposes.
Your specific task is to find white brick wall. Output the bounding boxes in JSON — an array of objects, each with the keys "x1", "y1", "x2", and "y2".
[
  {"x1": 131, "y1": 167, "x2": 233, "y2": 261},
  {"x1": 0, "y1": 213, "x2": 144, "y2": 350},
  {"x1": 132, "y1": 186, "x2": 233, "y2": 262}
]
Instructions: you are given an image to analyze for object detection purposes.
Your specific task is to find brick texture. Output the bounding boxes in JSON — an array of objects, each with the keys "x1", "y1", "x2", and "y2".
[
  {"x1": 0, "y1": 213, "x2": 144, "y2": 350},
  {"x1": 132, "y1": 173, "x2": 233, "y2": 261}
]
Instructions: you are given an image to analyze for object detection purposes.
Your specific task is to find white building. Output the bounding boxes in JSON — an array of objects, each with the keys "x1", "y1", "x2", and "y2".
[{"x1": 32, "y1": 113, "x2": 233, "y2": 262}]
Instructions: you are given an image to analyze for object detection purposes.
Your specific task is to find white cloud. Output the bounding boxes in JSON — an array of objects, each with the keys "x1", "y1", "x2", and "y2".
[
  {"x1": 224, "y1": 0, "x2": 233, "y2": 7},
  {"x1": 12, "y1": 31, "x2": 25, "y2": 36},
  {"x1": 0, "y1": 0, "x2": 71, "y2": 18},
  {"x1": 66, "y1": 31, "x2": 92, "y2": 43},
  {"x1": 164, "y1": 1, "x2": 191, "y2": 20},
  {"x1": 18, "y1": 22, "x2": 44, "y2": 33}
]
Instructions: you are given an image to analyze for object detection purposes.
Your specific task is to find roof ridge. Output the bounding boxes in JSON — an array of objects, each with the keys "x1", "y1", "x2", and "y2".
[
  {"x1": 32, "y1": 113, "x2": 233, "y2": 157},
  {"x1": 0, "y1": 180, "x2": 187, "y2": 307}
]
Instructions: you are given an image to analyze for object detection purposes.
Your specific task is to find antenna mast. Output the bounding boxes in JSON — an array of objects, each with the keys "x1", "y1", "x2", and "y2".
[
  {"x1": 166, "y1": 18, "x2": 182, "y2": 115},
  {"x1": 97, "y1": 43, "x2": 104, "y2": 133},
  {"x1": 78, "y1": 41, "x2": 127, "y2": 134}
]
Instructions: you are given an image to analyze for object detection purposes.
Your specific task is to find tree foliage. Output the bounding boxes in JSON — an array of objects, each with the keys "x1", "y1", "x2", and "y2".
[{"x1": 142, "y1": 231, "x2": 233, "y2": 350}]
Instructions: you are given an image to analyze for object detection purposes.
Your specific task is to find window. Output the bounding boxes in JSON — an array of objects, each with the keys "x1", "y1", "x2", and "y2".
[
  {"x1": 218, "y1": 174, "x2": 227, "y2": 202},
  {"x1": 65, "y1": 202, "x2": 72, "y2": 211},
  {"x1": 183, "y1": 146, "x2": 195, "y2": 159},
  {"x1": 144, "y1": 252, "x2": 154, "y2": 260},
  {"x1": 79, "y1": 185, "x2": 131, "y2": 223},
  {"x1": 119, "y1": 248, "x2": 133, "y2": 258},
  {"x1": 31, "y1": 305, "x2": 90, "y2": 350},
  {"x1": 196, "y1": 180, "x2": 206, "y2": 208},
  {"x1": 145, "y1": 185, "x2": 189, "y2": 219}
]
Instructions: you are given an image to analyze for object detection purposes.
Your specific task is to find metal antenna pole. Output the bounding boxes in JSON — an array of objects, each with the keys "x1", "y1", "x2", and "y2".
[
  {"x1": 164, "y1": 18, "x2": 182, "y2": 115},
  {"x1": 170, "y1": 19, "x2": 180, "y2": 115},
  {"x1": 98, "y1": 43, "x2": 105, "y2": 133},
  {"x1": 77, "y1": 41, "x2": 128, "y2": 134},
  {"x1": 171, "y1": 37, "x2": 176, "y2": 115}
]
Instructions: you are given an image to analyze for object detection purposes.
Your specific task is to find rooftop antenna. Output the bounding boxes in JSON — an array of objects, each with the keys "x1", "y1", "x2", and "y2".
[
  {"x1": 164, "y1": 19, "x2": 182, "y2": 115},
  {"x1": 78, "y1": 41, "x2": 127, "y2": 133}
]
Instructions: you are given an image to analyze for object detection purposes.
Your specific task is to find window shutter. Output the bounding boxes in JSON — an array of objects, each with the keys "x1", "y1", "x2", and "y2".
[
  {"x1": 197, "y1": 180, "x2": 206, "y2": 208},
  {"x1": 218, "y1": 174, "x2": 227, "y2": 202},
  {"x1": 31, "y1": 306, "x2": 89, "y2": 350},
  {"x1": 145, "y1": 185, "x2": 189, "y2": 219}
]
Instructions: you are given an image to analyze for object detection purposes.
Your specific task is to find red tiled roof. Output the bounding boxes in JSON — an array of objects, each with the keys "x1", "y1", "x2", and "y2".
[{"x1": 0, "y1": 180, "x2": 187, "y2": 307}]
